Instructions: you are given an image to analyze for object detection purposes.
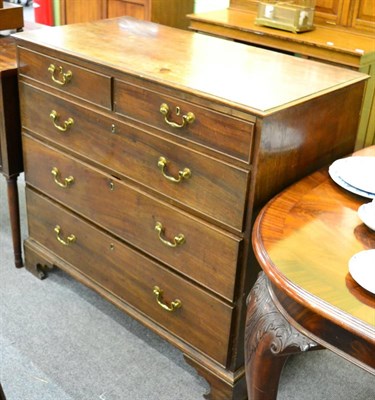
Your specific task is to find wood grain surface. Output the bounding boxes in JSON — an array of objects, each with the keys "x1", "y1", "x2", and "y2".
[
  {"x1": 253, "y1": 146, "x2": 375, "y2": 332},
  {"x1": 13, "y1": 17, "x2": 366, "y2": 115}
]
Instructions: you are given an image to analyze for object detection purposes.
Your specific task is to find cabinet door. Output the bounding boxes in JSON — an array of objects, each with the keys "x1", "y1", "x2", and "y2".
[
  {"x1": 314, "y1": 0, "x2": 374, "y2": 31},
  {"x1": 107, "y1": 0, "x2": 150, "y2": 20},
  {"x1": 349, "y1": 0, "x2": 375, "y2": 31},
  {"x1": 314, "y1": 0, "x2": 350, "y2": 26},
  {"x1": 62, "y1": 0, "x2": 105, "y2": 24}
]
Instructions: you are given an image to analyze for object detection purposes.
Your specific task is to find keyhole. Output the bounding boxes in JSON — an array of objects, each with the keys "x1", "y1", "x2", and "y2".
[
  {"x1": 175, "y1": 106, "x2": 181, "y2": 116},
  {"x1": 111, "y1": 124, "x2": 116, "y2": 134},
  {"x1": 109, "y1": 180, "x2": 115, "y2": 191}
]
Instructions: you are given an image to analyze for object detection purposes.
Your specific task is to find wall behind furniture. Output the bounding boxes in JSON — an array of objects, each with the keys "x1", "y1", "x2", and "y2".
[{"x1": 194, "y1": 0, "x2": 229, "y2": 12}]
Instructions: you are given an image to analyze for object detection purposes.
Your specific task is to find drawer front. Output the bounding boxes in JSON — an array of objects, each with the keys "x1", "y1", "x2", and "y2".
[
  {"x1": 20, "y1": 82, "x2": 250, "y2": 231},
  {"x1": 26, "y1": 187, "x2": 233, "y2": 366},
  {"x1": 114, "y1": 79, "x2": 254, "y2": 163},
  {"x1": 18, "y1": 47, "x2": 112, "y2": 109},
  {"x1": 23, "y1": 135, "x2": 241, "y2": 301}
]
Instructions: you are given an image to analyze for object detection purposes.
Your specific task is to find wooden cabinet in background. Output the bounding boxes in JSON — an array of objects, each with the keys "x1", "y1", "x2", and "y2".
[
  {"x1": 60, "y1": 0, "x2": 105, "y2": 24},
  {"x1": 0, "y1": 0, "x2": 24, "y2": 30},
  {"x1": 229, "y1": 0, "x2": 375, "y2": 31},
  {"x1": 312, "y1": 0, "x2": 374, "y2": 30},
  {"x1": 349, "y1": 0, "x2": 375, "y2": 31},
  {"x1": 60, "y1": 0, "x2": 195, "y2": 30}
]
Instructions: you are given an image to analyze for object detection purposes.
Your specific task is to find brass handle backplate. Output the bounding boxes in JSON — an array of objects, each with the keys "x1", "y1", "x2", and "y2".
[
  {"x1": 51, "y1": 167, "x2": 74, "y2": 188},
  {"x1": 159, "y1": 103, "x2": 195, "y2": 129},
  {"x1": 154, "y1": 221, "x2": 185, "y2": 248},
  {"x1": 50, "y1": 110, "x2": 74, "y2": 132},
  {"x1": 48, "y1": 64, "x2": 72, "y2": 86},
  {"x1": 157, "y1": 156, "x2": 191, "y2": 183},
  {"x1": 54, "y1": 225, "x2": 76, "y2": 246},
  {"x1": 153, "y1": 286, "x2": 181, "y2": 312}
]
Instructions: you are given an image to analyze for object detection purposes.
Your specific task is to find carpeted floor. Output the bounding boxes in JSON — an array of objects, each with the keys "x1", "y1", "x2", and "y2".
[{"x1": 1, "y1": 176, "x2": 375, "y2": 400}]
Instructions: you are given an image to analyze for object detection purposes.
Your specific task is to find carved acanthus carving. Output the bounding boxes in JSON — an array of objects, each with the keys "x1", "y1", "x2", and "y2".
[{"x1": 245, "y1": 272, "x2": 317, "y2": 364}]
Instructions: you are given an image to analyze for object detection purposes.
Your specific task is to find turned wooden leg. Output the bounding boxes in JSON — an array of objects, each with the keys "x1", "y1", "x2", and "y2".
[
  {"x1": 245, "y1": 272, "x2": 318, "y2": 400},
  {"x1": 6, "y1": 175, "x2": 23, "y2": 269},
  {"x1": 0, "y1": 383, "x2": 6, "y2": 400}
]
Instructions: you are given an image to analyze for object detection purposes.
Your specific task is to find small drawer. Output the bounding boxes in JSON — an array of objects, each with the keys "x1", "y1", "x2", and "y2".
[
  {"x1": 26, "y1": 187, "x2": 233, "y2": 366},
  {"x1": 20, "y1": 83, "x2": 250, "y2": 231},
  {"x1": 23, "y1": 135, "x2": 242, "y2": 301},
  {"x1": 114, "y1": 79, "x2": 254, "y2": 163},
  {"x1": 18, "y1": 46, "x2": 111, "y2": 110}
]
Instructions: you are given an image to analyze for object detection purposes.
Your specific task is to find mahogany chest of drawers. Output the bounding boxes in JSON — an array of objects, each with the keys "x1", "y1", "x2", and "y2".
[{"x1": 14, "y1": 18, "x2": 367, "y2": 399}]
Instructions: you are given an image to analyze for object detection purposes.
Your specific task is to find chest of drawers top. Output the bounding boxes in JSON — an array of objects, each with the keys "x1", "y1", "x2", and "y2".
[{"x1": 14, "y1": 17, "x2": 366, "y2": 116}]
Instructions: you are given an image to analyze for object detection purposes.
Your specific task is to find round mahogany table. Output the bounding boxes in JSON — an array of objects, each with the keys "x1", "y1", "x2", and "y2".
[{"x1": 245, "y1": 146, "x2": 375, "y2": 399}]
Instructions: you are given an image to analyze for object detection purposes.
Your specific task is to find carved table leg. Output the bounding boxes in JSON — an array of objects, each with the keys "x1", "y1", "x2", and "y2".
[
  {"x1": 6, "y1": 175, "x2": 23, "y2": 268},
  {"x1": 245, "y1": 272, "x2": 318, "y2": 400}
]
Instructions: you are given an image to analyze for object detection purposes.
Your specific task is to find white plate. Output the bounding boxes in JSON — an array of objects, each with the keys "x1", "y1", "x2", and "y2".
[
  {"x1": 329, "y1": 160, "x2": 375, "y2": 199},
  {"x1": 331, "y1": 157, "x2": 375, "y2": 194},
  {"x1": 349, "y1": 249, "x2": 375, "y2": 294},
  {"x1": 358, "y1": 201, "x2": 375, "y2": 231}
]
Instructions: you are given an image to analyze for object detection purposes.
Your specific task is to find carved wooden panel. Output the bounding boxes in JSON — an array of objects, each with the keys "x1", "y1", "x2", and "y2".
[
  {"x1": 315, "y1": 0, "x2": 348, "y2": 25},
  {"x1": 350, "y1": 0, "x2": 375, "y2": 31}
]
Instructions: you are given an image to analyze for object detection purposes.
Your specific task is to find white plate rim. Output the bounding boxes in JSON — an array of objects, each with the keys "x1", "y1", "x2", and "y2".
[
  {"x1": 330, "y1": 157, "x2": 375, "y2": 195},
  {"x1": 348, "y1": 249, "x2": 375, "y2": 294},
  {"x1": 329, "y1": 161, "x2": 375, "y2": 199},
  {"x1": 357, "y1": 202, "x2": 375, "y2": 231}
]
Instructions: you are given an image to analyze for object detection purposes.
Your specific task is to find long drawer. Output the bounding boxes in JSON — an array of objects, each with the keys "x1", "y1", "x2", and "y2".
[
  {"x1": 18, "y1": 46, "x2": 112, "y2": 110},
  {"x1": 25, "y1": 187, "x2": 233, "y2": 366},
  {"x1": 20, "y1": 82, "x2": 250, "y2": 231},
  {"x1": 114, "y1": 78, "x2": 255, "y2": 163},
  {"x1": 23, "y1": 134, "x2": 241, "y2": 301}
]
